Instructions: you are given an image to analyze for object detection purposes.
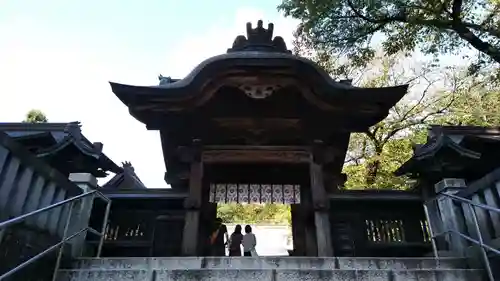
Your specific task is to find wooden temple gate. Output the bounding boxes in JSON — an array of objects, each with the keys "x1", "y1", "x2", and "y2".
[
  {"x1": 105, "y1": 20, "x2": 426, "y2": 258},
  {"x1": 181, "y1": 146, "x2": 333, "y2": 257}
]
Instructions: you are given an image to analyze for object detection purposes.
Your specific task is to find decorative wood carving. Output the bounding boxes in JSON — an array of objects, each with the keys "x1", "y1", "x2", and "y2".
[
  {"x1": 202, "y1": 149, "x2": 310, "y2": 163},
  {"x1": 183, "y1": 197, "x2": 201, "y2": 210},
  {"x1": 177, "y1": 139, "x2": 203, "y2": 163},
  {"x1": 208, "y1": 183, "x2": 301, "y2": 204},
  {"x1": 312, "y1": 200, "x2": 330, "y2": 212},
  {"x1": 311, "y1": 140, "x2": 326, "y2": 164},
  {"x1": 324, "y1": 172, "x2": 348, "y2": 192},
  {"x1": 213, "y1": 118, "x2": 302, "y2": 135}
]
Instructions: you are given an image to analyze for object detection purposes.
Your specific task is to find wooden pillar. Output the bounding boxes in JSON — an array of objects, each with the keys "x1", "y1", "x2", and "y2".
[
  {"x1": 302, "y1": 191, "x2": 318, "y2": 256},
  {"x1": 181, "y1": 140, "x2": 203, "y2": 256},
  {"x1": 291, "y1": 204, "x2": 306, "y2": 256},
  {"x1": 199, "y1": 202, "x2": 217, "y2": 256},
  {"x1": 309, "y1": 141, "x2": 333, "y2": 257}
]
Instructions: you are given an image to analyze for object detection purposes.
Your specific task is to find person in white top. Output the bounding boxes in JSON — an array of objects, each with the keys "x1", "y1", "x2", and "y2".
[{"x1": 242, "y1": 225, "x2": 257, "y2": 256}]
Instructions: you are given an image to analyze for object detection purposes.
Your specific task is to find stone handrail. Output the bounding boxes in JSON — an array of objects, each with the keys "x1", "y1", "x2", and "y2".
[
  {"x1": 458, "y1": 167, "x2": 500, "y2": 199},
  {"x1": 428, "y1": 175, "x2": 500, "y2": 272},
  {"x1": 458, "y1": 171, "x2": 500, "y2": 248}
]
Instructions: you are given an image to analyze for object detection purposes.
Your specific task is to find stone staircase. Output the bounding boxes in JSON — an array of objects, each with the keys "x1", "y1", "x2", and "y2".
[{"x1": 57, "y1": 257, "x2": 484, "y2": 281}]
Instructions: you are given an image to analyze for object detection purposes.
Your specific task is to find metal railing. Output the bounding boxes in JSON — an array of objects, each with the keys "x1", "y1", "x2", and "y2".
[
  {"x1": 424, "y1": 192, "x2": 500, "y2": 281},
  {"x1": 0, "y1": 189, "x2": 111, "y2": 281}
]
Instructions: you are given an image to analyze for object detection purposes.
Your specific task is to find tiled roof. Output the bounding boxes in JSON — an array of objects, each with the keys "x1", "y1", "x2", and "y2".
[
  {"x1": 102, "y1": 161, "x2": 147, "y2": 189},
  {"x1": 0, "y1": 122, "x2": 122, "y2": 176}
]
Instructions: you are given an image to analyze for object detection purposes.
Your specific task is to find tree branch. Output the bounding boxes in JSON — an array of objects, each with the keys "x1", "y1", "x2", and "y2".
[
  {"x1": 346, "y1": 0, "x2": 379, "y2": 23},
  {"x1": 452, "y1": 23, "x2": 500, "y2": 63},
  {"x1": 462, "y1": 22, "x2": 500, "y2": 38},
  {"x1": 396, "y1": 76, "x2": 434, "y2": 121},
  {"x1": 364, "y1": 129, "x2": 383, "y2": 153},
  {"x1": 383, "y1": 92, "x2": 457, "y2": 143},
  {"x1": 344, "y1": 1, "x2": 500, "y2": 61},
  {"x1": 451, "y1": 0, "x2": 463, "y2": 20}
]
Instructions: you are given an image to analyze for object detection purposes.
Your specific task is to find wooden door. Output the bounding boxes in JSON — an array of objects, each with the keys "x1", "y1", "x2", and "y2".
[{"x1": 152, "y1": 214, "x2": 184, "y2": 257}]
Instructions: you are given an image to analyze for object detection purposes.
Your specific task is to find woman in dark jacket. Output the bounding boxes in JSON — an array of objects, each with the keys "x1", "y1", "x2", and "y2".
[
  {"x1": 209, "y1": 218, "x2": 228, "y2": 256},
  {"x1": 228, "y1": 225, "x2": 243, "y2": 256}
]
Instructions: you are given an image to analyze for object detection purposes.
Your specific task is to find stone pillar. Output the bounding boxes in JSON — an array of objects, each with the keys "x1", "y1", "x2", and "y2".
[
  {"x1": 309, "y1": 141, "x2": 333, "y2": 257},
  {"x1": 68, "y1": 173, "x2": 97, "y2": 257},
  {"x1": 433, "y1": 178, "x2": 468, "y2": 255},
  {"x1": 181, "y1": 140, "x2": 203, "y2": 256}
]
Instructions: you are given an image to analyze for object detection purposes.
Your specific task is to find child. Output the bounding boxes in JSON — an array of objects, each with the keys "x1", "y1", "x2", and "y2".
[{"x1": 242, "y1": 225, "x2": 257, "y2": 257}]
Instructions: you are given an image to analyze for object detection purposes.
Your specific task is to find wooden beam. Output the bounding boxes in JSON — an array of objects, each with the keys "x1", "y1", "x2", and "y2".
[
  {"x1": 328, "y1": 190, "x2": 422, "y2": 201},
  {"x1": 202, "y1": 149, "x2": 310, "y2": 163},
  {"x1": 203, "y1": 145, "x2": 309, "y2": 151}
]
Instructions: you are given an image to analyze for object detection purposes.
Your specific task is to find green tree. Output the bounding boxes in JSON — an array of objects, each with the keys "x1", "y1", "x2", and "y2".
[
  {"x1": 310, "y1": 53, "x2": 456, "y2": 188},
  {"x1": 279, "y1": 0, "x2": 500, "y2": 68},
  {"x1": 294, "y1": 27, "x2": 500, "y2": 187},
  {"x1": 433, "y1": 69, "x2": 500, "y2": 126},
  {"x1": 23, "y1": 109, "x2": 48, "y2": 123},
  {"x1": 217, "y1": 203, "x2": 291, "y2": 225},
  {"x1": 343, "y1": 62, "x2": 500, "y2": 188}
]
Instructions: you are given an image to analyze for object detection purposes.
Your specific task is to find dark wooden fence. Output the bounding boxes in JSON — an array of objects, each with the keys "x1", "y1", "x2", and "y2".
[
  {"x1": 88, "y1": 188, "x2": 432, "y2": 258},
  {"x1": 329, "y1": 189, "x2": 431, "y2": 257},
  {"x1": 86, "y1": 194, "x2": 186, "y2": 257}
]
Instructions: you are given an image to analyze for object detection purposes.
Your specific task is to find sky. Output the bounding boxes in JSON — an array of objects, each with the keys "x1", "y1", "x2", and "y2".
[{"x1": 0, "y1": 0, "x2": 299, "y2": 188}]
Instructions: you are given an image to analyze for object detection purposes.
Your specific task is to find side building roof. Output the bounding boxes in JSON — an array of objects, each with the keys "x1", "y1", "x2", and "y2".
[
  {"x1": 0, "y1": 122, "x2": 122, "y2": 177},
  {"x1": 395, "y1": 125, "x2": 500, "y2": 181},
  {"x1": 101, "y1": 161, "x2": 147, "y2": 189}
]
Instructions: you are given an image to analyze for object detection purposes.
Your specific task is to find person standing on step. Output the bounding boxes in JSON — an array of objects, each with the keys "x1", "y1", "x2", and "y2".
[
  {"x1": 228, "y1": 224, "x2": 243, "y2": 256},
  {"x1": 242, "y1": 225, "x2": 257, "y2": 257},
  {"x1": 209, "y1": 217, "x2": 228, "y2": 256}
]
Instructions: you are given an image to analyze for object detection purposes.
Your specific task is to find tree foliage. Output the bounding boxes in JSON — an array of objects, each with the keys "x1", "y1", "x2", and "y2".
[
  {"x1": 339, "y1": 54, "x2": 455, "y2": 188},
  {"x1": 344, "y1": 60, "x2": 500, "y2": 188},
  {"x1": 23, "y1": 109, "x2": 48, "y2": 123},
  {"x1": 217, "y1": 26, "x2": 500, "y2": 222},
  {"x1": 433, "y1": 70, "x2": 500, "y2": 126},
  {"x1": 217, "y1": 203, "x2": 291, "y2": 225},
  {"x1": 278, "y1": 0, "x2": 500, "y2": 71}
]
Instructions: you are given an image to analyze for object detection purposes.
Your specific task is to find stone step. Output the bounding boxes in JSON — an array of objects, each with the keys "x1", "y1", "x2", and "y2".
[
  {"x1": 68, "y1": 257, "x2": 469, "y2": 271},
  {"x1": 57, "y1": 268, "x2": 484, "y2": 281}
]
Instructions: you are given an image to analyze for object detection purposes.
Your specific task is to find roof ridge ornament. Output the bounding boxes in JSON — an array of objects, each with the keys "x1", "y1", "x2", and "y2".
[
  {"x1": 227, "y1": 20, "x2": 290, "y2": 53},
  {"x1": 122, "y1": 161, "x2": 135, "y2": 172},
  {"x1": 158, "y1": 74, "x2": 173, "y2": 86},
  {"x1": 92, "y1": 142, "x2": 104, "y2": 153},
  {"x1": 64, "y1": 121, "x2": 83, "y2": 140}
]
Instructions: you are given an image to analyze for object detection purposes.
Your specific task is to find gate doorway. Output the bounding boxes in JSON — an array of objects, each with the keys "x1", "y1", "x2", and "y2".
[
  {"x1": 217, "y1": 203, "x2": 292, "y2": 256},
  {"x1": 202, "y1": 163, "x2": 316, "y2": 257}
]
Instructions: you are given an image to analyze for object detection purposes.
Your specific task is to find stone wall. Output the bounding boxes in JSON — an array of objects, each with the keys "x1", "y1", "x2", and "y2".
[{"x1": 0, "y1": 225, "x2": 71, "y2": 281}]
